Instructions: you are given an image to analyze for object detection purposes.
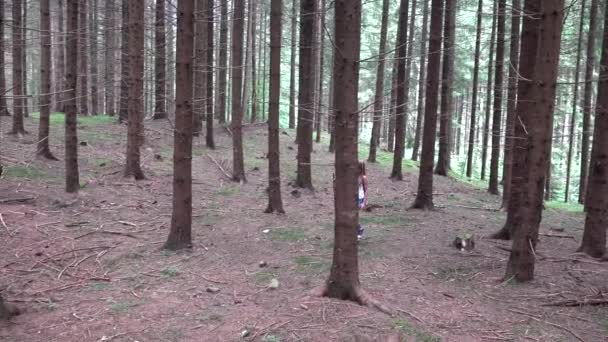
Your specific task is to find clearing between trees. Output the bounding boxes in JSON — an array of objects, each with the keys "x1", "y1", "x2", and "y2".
[{"x1": 1, "y1": 116, "x2": 607, "y2": 341}]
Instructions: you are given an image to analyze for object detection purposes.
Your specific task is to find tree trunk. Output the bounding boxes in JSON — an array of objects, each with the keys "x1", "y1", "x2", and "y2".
[
  {"x1": 387, "y1": 61, "x2": 397, "y2": 153},
  {"x1": 249, "y1": 0, "x2": 258, "y2": 123},
  {"x1": 21, "y1": 2, "x2": 28, "y2": 118},
  {"x1": 53, "y1": 0, "x2": 66, "y2": 113},
  {"x1": 38, "y1": 0, "x2": 57, "y2": 160},
  {"x1": 217, "y1": 0, "x2": 228, "y2": 124},
  {"x1": 466, "y1": 0, "x2": 483, "y2": 177},
  {"x1": 435, "y1": 0, "x2": 455, "y2": 176},
  {"x1": 288, "y1": 0, "x2": 298, "y2": 129},
  {"x1": 390, "y1": 0, "x2": 410, "y2": 180},
  {"x1": 367, "y1": 0, "x2": 390, "y2": 163},
  {"x1": 0, "y1": 0, "x2": 10, "y2": 116},
  {"x1": 78, "y1": 0, "x2": 89, "y2": 116},
  {"x1": 89, "y1": 0, "x2": 99, "y2": 115},
  {"x1": 193, "y1": 0, "x2": 207, "y2": 136},
  {"x1": 119, "y1": 0, "x2": 129, "y2": 122},
  {"x1": 315, "y1": 0, "x2": 325, "y2": 144},
  {"x1": 231, "y1": 0, "x2": 246, "y2": 182},
  {"x1": 565, "y1": 0, "x2": 587, "y2": 202},
  {"x1": 10, "y1": 0, "x2": 26, "y2": 134},
  {"x1": 105, "y1": 0, "x2": 116, "y2": 116},
  {"x1": 412, "y1": 0, "x2": 444, "y2": 209},
  {"x1": 411, "y1": 0, "x2": 430, "y2": 161},
  {"x1": 505, "y1": 0, "x2": 564, "y2": 281},
  {"x1": 165, "y1": 0, "x2": 195, "y2": 251},
  {"x1": 206, "y1": 0, "x2": 215, "y2": 148},
  {"x1": 488, "y1": 0, "x2": 506, "y2": 194},
  {"x1": 65, "y1": 0, "x2": 80, "y2": 193},
  {"x1": 480, "y1": 0, "x2": 497, "y2": 180},
  {"x1": 324, "y1": 0, "x2": 363, "y2": 302},
  {"x1": 295, "y1": 0, "x2": 317, "y2": 189},
  {"x1": 152, "y1": 0, "x2": 167, "y2": 119},
  {"x1": 502, "y1": 0, "x2": 521, "y2": 207},
  {"x1": 265, "y1": 0, "x2": 285, "y2": 214},
  {"x1": 579, "y1": 0, "x2": 599, "y2": 204},
  {"x1": 124, "y1": 0, "x2": 145, "y2": 179},
  {"x1": 578, "y1": 4, "x2": 608, "y2": 258}
]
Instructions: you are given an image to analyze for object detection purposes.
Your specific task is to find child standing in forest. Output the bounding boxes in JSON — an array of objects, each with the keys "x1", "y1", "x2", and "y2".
[{"x1": 357, "y1": 162, "x2": 368, "y2": 240}]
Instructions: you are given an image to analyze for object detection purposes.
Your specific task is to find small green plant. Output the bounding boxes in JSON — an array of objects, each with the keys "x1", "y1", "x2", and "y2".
[
  {"x1": 545, "y1": 201, "x2": 584, "y2": 213},
  {"x1": 86, "y1": 282, "x2": 111, "y2": 291},
  {"x1": 3, "y1": 165, "x2": 46, "y2": 179},
  {"x1": 262, "y1": 335, "x2": 281, "y2": 342},
  {"x1": 393, "y1": 319, "x2": 440, "y2": 342},
  {"x1": 160, "y1": 266, "x2": 180, "y2": 279},
  {"x1": 293, "y1": 256, "x2": 330, "y2": 273},
  {"x1": 109, "y1": 300, "x2": 141, "y2": 313},
  {"x1": 270, "y1": 228, "x2": 307, "y2": 242}
]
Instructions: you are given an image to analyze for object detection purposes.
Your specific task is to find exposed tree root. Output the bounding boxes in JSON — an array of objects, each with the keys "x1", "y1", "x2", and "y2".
[
  {"x1": 0, "y1": 295, "x2": 20, "y2": 320},
  {"x1": 489, "y1": 226, "x2": 511, "y2": 240},
  {"x1": 311, "y1": 285, "x2": 393, "y2": 316}
]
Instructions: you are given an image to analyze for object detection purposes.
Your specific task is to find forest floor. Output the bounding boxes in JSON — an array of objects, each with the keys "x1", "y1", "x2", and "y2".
[{"x1": 0, "y1": 115, "x2": 607, "y2": 342}]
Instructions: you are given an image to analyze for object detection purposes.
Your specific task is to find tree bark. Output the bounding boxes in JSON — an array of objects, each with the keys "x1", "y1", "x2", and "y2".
[
  {"x1": 324, "y1": 0, "x2": 363, "y2": 301},
  {"x1": 579, "y1": 0, "x2": 599, "y2": 204},
  {"x1": 412, "y1": 0, "x2": 444, "y2": 209},
  {"x1": 10, "y1": 0, "x2": 26, "y2": 134},
  {"x1": 124, "y1": 0, "x2": 145, "y2": 180},
  {"x1": 119, "y1": 0, "x2": 129, "y2": 122},
  {"x1": 481, "y1": 0, "x2": 497, "y2": 180},
  {"x1": 0, "y1": 0, "x2": 10, "y2": 116},
  {"x1": 577, "y1": 3, "x2": 608, "y2": 258},
  {"x1": 295, "y1": 0, "x2": 317, "y2": 189},
  {"x1": 153, "y1": 0, "x2": 167, "y2": 119},
  {"x1": 206, "y1": 0, "x2": 215, "y2": 148},
  {"x1": 390, "y1": 0, "x2": 410, "y2": 180},
  {"x1": 38, "y1": 0, "x2": 57, "y2": 160},
  {"x1": 217, "y1": 0, "x2": 228, "y2": 124},
  {"x1": 466, "y1": 0, "x2": 483, "y2": 177},
  {"x1": 565, "y1": 0, "x2": 587, "y2": 202},
  {"x1": 411, "y1": 0, "x2": 430, "y2": 161},
  {"x1": 488, "y1": 0, "x2": 506, "y2": 194},
  {"x1": 288, "y1": 0, "x2": 298, "y2": 129},
  {"x1": 502, "y1": 0, "x2": 521, "y2": 207},
  {"x1": 367, "y1": 0, "x2": 390, "y2": 163},
  {"x1": 265, "y1": 0, "x2": 285, "y2": 214},
  {"x1": 78, "y1": 0, "x2": 89, "y2": 116},
  {"x1": 435, "y1": 0, "x2": 456, "y2": 176},
  {"x1": 165, "y1": 0, "x2": 195, "y2": 251},
  {"x1": 505, "y1": 0, "x2": 564, "y2": 282},
  {"x1": 105, "y1": 0, "x2": 116, "y2": 116},
  {"x1": 231, "y1": 0, "x2": 246, "y2": 182},
  {"x1": 65, "y1": 0, "x2": 80, "y2": 193}
]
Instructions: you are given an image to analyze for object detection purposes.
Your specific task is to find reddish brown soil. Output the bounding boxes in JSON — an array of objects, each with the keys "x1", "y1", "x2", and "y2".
[{"x1": 0, "y1": 117, "x2": 607, "y2": 342}]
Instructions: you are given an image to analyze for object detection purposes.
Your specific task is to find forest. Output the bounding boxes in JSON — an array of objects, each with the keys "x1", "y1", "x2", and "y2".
[{"x1": 0, "y1": 0, "x2": 607, "y2": 340}]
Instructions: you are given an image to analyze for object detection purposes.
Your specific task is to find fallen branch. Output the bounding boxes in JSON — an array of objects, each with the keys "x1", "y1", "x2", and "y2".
[
  {"x1": 507, "y1": 308, "x2": 585, "y2": 342},
  {"x1": 0, "y1": 196, "x2": 35, "y2": 204},
  {"x1": 445, "y1": 204, "x2": 501, "y2": 212},
  {"x1": 543, "y1": 298, "x2": 608, "y2": 307},
  {"x1": 206, "y1": 154, "x2": 232, "y2": 180},
  {"x1": 539, "y1": 232, "x2": 576, "y2": 240},
  {"x1": 0, "y1": 213, "x2": 11, "y2": 236},
  {"x1": 75, "y1": 230, "x2": 138, "y2": 240}
]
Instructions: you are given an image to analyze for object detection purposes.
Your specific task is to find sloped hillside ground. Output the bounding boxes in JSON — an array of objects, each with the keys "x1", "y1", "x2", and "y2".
[{"x1": 0, "y1": 115, "x2": 606, "y2": 342}]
